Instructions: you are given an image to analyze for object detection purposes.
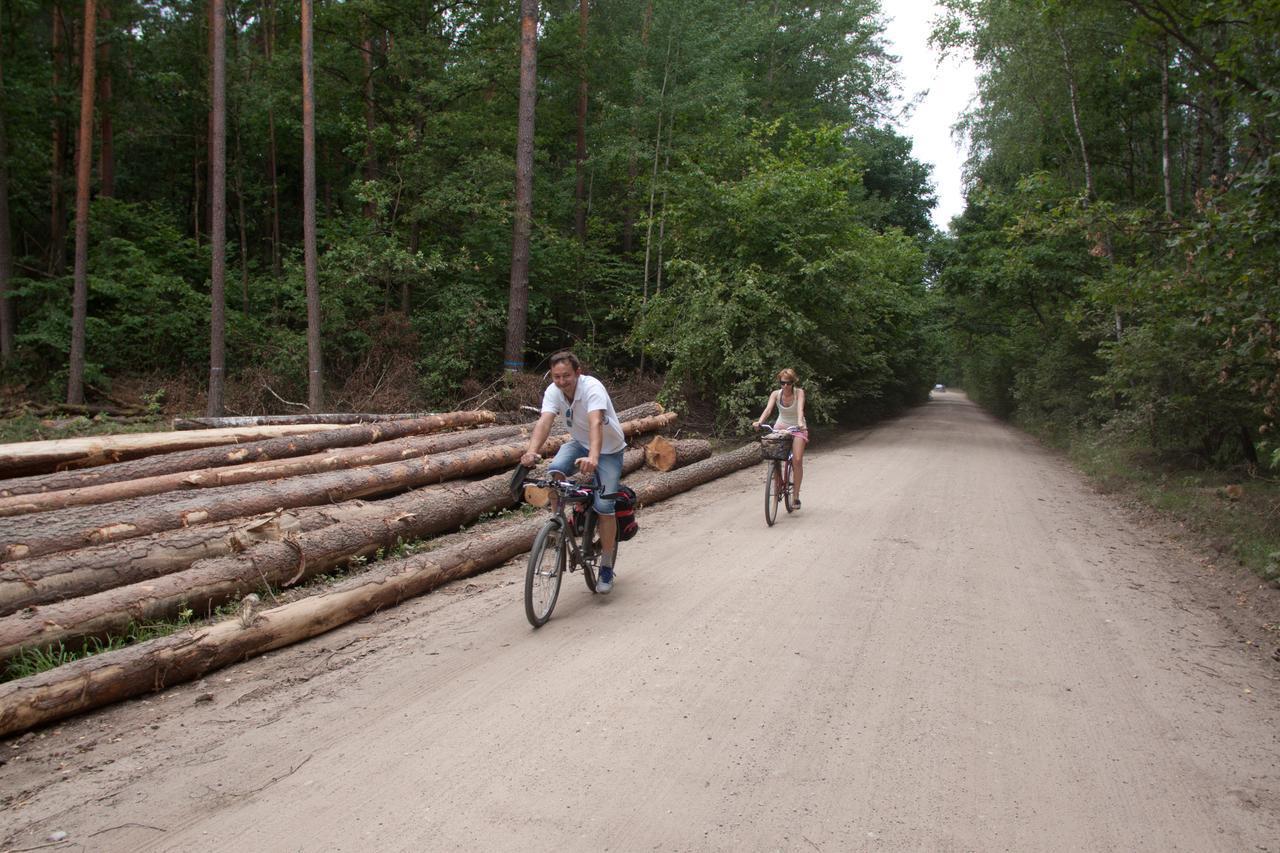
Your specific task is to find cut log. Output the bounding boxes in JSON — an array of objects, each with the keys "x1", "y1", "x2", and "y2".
[
  {"x1": 615, "y1": 401, "x2": 664, "y2": 421},
  {"x1": 0, "y1": 497, "x2": 419, "y2": 616},
  {"x1": 0, "y1": 412, "x2": 505, "y2": 498},
  {"x1": 631, "y1": 442, "x2": 761, "y2": 506},
  {"x1": 0, "y1": 411, "x2": 671, "y2": 606},
  {"x1": 643, "y1": 436, "x2": 712, "y2": 472},
  {"x1": 0, "y1": 424, "x2": 532, "y2": 517},
  {"x1": 0, "y1": 472, "x2": 536, "y2": 660},
  {"x1": 0, "y1": 412, "x2": 495, "y2": 479},
  {"x1": 0, "y1": 441, "x2": 757, "y2": 736},
  {"x1": 0, "y1": 517, "x2": 545, "y2": 738},
  {"x1": 0, "y1": 437, "x2": 558, "y2": 562},
  {"x1": 0, "y1": 414, "x2": 675, "y2": 563},
  {"x1": 173, "y1": 412, "x2": 438, "y2": 430}
]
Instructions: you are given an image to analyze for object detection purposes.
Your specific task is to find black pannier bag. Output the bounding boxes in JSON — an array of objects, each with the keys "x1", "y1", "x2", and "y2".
[{"x1": 614, "y1": 485, "x2": 639, "y2": 541}]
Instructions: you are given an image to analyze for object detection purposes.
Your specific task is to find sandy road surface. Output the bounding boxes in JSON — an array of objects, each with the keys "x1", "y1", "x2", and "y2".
[{"x1": 3, "y1": 391, "x2": 1278, "y2": 852}]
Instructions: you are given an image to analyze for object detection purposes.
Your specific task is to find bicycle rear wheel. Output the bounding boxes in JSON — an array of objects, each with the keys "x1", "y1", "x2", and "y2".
[
  {"x1": 783, "y1": 458, "x2": 795, "y2": 513},
  {"x1": 764, "y1": 461, "x2": 780, "y2": 526},
  {"x1": 525, "y1": 519, "x2": 565, "y2": 627}
]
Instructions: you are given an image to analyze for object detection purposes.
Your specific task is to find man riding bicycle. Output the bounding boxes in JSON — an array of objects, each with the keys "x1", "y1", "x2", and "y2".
[{"x1": 520, "y1": 351, "x2": 627, "y2": 593}]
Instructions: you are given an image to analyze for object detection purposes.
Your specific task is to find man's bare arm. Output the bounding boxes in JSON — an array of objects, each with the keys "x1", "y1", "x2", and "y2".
[{"x1": 521, "y1": 411, "x2": 558, "y2": 466}]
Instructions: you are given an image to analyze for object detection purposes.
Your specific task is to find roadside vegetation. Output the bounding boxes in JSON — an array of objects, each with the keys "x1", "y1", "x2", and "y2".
[{"x1": 929, "y1": 1, "x2": 1280, "y2": 584}]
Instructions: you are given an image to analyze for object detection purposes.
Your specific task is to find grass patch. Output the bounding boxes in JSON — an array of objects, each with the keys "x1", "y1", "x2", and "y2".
[
  {"x1": 0, "y1": 411, "x2": 169, "y2": 444},
  {"x1": 1054, "y1": 429, "x2": 1280, "y2": 583},
  {"x1": 2, "y1": 607, "x2": 197, "y2": 682}
]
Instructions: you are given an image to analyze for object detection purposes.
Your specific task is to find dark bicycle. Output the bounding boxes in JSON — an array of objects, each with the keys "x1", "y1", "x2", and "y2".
[
  {"x1": 510, "y1": 465, "x2": 620, "y2": 628},
  {"x1": 757, "y1": 425, "x2": 795, "y2": 526}
]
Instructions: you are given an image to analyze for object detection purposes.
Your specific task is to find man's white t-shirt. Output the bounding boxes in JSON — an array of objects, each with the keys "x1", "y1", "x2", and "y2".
[{"x1": 541, "y1": 374, "x2": 626, "y2": 454}]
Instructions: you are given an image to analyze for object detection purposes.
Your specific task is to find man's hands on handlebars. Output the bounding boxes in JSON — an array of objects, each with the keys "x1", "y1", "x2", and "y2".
[{"x1": 519, "y1": 450, "x2": 597, "y2": 476}]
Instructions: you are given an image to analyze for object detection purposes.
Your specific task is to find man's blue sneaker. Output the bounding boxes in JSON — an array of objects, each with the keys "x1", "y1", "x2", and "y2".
[{"x1": 597, "y1": 565, "x2": 614, "y2": 594}]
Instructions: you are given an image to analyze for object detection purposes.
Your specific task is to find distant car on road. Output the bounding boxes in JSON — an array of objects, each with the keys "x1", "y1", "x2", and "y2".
[{"x1": 933, "y1": 383, "x2": 946, "y2": 392}]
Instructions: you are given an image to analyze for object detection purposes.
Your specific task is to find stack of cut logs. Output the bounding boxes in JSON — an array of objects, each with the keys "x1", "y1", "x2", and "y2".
[{"x1": 0, "y1": 405, "x2": 761, "y2": 736}]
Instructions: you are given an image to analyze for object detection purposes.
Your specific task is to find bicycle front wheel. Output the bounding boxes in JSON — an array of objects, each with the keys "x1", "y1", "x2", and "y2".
[
  {"x1": 764, "y1": 461, "x2": 780, "y2": 526},
  {"x1": 525, "y1": 519, "x2": 565, "y2": 627}
]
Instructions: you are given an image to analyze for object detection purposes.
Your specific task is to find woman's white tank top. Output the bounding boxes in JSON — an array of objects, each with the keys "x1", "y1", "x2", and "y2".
[{"x1": 775, "y1": 392, "x2": 799, "y2": 429}]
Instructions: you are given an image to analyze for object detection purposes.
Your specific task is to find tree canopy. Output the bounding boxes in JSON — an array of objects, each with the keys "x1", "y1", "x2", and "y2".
[
  {"x1": 0, "y1": 0, "x2": 941, "y2": 428},
  {"x1": 933, "y1": 0, "x2": 1280, "y2": 467}
]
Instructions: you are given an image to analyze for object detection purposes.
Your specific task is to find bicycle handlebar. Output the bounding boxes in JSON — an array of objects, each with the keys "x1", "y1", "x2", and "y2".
[{"x1": 508, "y1": 463, "x2": 612, "y2": 505}]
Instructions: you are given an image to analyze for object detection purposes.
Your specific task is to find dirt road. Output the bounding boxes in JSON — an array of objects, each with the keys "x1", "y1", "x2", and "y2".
[{"x1": 3, "y1": 391, "x2": 1278, "y2": 851}]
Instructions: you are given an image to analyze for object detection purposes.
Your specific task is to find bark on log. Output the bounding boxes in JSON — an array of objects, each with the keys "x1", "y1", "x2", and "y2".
[
  {"x1": 0, "y1": 410, "x2": 670, "y2": 607},
  {"x1": 0, "y1": 411, "x2": 503, "y2": 498},
  {"x1": 643, "y1": 436, "x2": 712, "y2": 472},
  {"x1": 172, "y1": 412, "x2": 437, "y2": 430},
  {"x1": 0, "y1": 437, "x2": 557, "y2": 562},
  {"x1": 0, "y1": 517, "x2": 544, "y2": 737},
  {"x1": 0, "y1": 413, "x2": 490, "y2": 480},
  {"x1": 0, "y1": 472, "x2": 537, "y2": 660},
  {"x1": 0, "y1": 413, "x2": 674, "y2": 563},
  {"x1": 0, "y1": 440, "x2": 755, "y2": 736},
  {"x1": 0, "y1": 424, "x2": 528, "y2": 517},
  {"x1": 631, "y1": 442, "x2": 760, "y2": 506},
  {"x1": 0, "y1": 495, "x2": 431, "y2": 616},
  {"x1": 0, "y1": 448, "x2": 655, "y2": 640}
]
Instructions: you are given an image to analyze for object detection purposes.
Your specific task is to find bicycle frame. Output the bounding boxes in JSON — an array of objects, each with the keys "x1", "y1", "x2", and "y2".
[{"x1": 758, "y1": 426, "x2": 795, "y2": 525}]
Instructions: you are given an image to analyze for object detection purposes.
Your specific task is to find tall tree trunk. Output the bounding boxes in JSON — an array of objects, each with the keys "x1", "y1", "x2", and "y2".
[
  {"x1": 403, "y1": 222, "x2": 420, "y2": 313},
  {"x1": 654, "y1": 100, "x2": 674, "y2": 295},
  {"x1": 49, "y1": 4, "x2": 68, "y2": 275},
  {"x1": 1209, "y1": 95, "x2": 1228, "y2": 181},
  {"x1": 96, "y1": 2, "x2": 113, "y2": 198},
  {"x1": 621, "y1": 0, "x2": 653, "y2": 256},
  {"x1": 191, "y1": 152, "x2": 201, "y2": 244},
  {"x1": 1160, "y1": 38, "x2": 1173, "y2": 216},
  {"x1": 207, "y1": 0, "x2": 228, "y2": 416},
  {"x1": 1056, "y1": 27, "x2": 1095, "y2": 200},
  {"x1": 640, "y1": 34, "x2": 673, "y2": 362},
  {"x1": 234, "y1": 120, "x2": 250, "y2": 312},
  {"x1": 573, "y1": 0, "x2": 589, "y2": 242},
  {"x1": 67, "y1": 0, "x2": 98, "y2": 406},
  {"x1": 503, "y1": 0, "x2": 538, "y2": 374},
  {"x1": 361, "y1": 22, "x2": 376, "y2": 219},
  {"x1": 301, "y1": 0, "x2": 323, "y2": 409},
  {"x1": 0, "y1": 46, "x2": 14, "y2": 362},
  {"x1": 264, "y1": 0, "x2": 281, "y2": 276}
]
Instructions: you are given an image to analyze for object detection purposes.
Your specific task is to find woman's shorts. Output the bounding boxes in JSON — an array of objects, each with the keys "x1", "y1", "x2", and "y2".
[
  {"x1": 780, "y1": 426, "x2": 809, "y2": 444},
  {"x1": 549, "y1": 441, "x2": 625, "y2": 515}
]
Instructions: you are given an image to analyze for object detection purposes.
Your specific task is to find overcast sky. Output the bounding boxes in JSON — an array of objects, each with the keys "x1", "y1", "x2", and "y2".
[{"x1": 880, "y1": 0, "x2": 978, "y2": 231}]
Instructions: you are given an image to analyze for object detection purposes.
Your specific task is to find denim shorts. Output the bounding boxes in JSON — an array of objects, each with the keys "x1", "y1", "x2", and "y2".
[{"x1": 549, "y1": 441, "x2": 624, "y2": 515}]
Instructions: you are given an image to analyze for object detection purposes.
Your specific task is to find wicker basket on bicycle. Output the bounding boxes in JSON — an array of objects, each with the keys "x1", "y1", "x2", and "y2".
[{"x1": 760, "y1": 432, "x2": 794, "y2": 460}]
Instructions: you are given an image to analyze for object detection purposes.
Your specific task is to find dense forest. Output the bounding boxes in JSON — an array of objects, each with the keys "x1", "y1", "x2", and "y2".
[
  {"x1": 0, "y1": 0, "x2": 939, "y2": 427},
  {"x1": 932, "y1": 0, "x2": 1279, "y2": 470},
  {"x1": 0, "y1": 0, "x2": 1276, "y2": 469}
]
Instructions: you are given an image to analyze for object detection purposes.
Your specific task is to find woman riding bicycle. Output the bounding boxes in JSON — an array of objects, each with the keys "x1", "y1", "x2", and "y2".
[{"x1": 751, "y1": 368, "x2": 809, "y2": 509}]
